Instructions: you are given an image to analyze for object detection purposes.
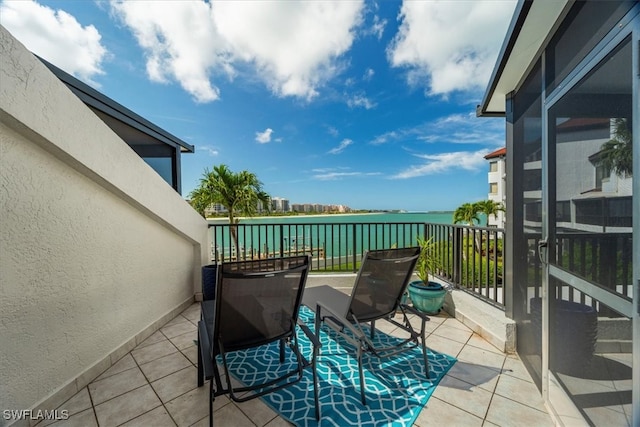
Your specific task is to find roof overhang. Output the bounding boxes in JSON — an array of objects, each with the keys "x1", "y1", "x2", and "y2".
[
  {"x1": 484, "y1": 147, "x2": 507, "y2": 159},
  {"x1": 477, "y1": 0, "x2": 570, "y2": 117},
  {"x1": 39, "y1": 57, "x2": 194, "y2": 154}
]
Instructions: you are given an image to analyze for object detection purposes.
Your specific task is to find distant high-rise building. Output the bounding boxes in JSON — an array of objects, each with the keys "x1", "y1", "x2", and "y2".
[
  {"x1": 285, "y1": 201, "x2": 351, "y2": 213},
  {"x1": 271, "y1": 197, "x2": 290, "y2": 213},
  {"x1": 205, "y1": 203, "x2": 228, "y2": 217}
]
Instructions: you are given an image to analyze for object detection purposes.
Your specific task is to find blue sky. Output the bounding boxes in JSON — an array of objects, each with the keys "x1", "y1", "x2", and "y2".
[{"x1": 1, "y1": 0, "x2": 516, "y2": 211}]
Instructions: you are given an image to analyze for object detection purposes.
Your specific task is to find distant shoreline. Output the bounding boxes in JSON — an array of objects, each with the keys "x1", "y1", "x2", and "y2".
[
  {"x1": 205, "y1": 211, "x2": 455, "y2": 223},
  {"x1": 206, "y1": 212, "x2": 385, "y2": 222}
]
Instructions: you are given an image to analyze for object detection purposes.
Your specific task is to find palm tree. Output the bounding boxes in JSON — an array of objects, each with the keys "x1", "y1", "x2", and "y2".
[
  {"x1": 475, "y1": 200, "x2": 505, "y2": 223},
  {"x1": 453, "y1": 202, "x2": 483, "y2": 254},
  {"x1": 599, "y1": 118, "x2": 632, "y2": 177},
  {"x1": 189, "y1": 164, "x2": 271, "y2": 257},
  {"x1": 453, "y1": 202, "x2": 480, "y2": 226}
]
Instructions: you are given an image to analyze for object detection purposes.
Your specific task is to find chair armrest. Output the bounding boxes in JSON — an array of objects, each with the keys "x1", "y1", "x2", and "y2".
[
  {"x1": 399, "y1": 303, "x2": 431, "y2": 336},
  {"x1": 400, "y1": 303, "x2": 431, "y2": 321},
  {"x1": 297, "y1": 318, "x2": 322, "y2": 349},
  {"x1": 315, "y1": 300, "x2": 366, "y2": 341}
]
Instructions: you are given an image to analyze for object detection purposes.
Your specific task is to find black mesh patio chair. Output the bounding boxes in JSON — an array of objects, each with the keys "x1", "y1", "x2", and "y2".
[
  {"x1": 197, "y1": 255, "x2": 320, "y2": 426},
  {"x1": 302, "y1": 246, "x2": 429, "y2": 405}
]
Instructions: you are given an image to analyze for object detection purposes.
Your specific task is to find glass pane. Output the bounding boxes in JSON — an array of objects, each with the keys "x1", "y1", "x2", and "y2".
[
  {"x1": 512, "y1": 60, "x2": 543, "y2": 388},
  {"x1": 546, "y1": 32, "x2": 634, "y2": 427},
  {"x1": 546, "y1": 278, "x2": 633, "y2": 426},
  {"x1": 143, "y1": 157, "x2": 174, "y2": 188},
  {"x1": 549, "y1": 36, "x2": 633, "y2": 300},
  {"x1": 545, "y1": 1, "x2": 634, "y2": 94}
]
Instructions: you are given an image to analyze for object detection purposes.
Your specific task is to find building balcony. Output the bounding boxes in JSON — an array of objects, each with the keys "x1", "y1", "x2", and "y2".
[
  {"x1": 2, "y1": 17, "x2": 634, "y2": 427},
  {"x1": 1, "y1": 29, "x2": 550, "y2": 427},
  {"x1": 488, "y1": 171, "x2": 501, "y2": 183}
]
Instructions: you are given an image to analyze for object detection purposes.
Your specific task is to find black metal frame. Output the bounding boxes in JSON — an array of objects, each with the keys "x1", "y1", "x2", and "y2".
[
  {"x1": 197, "y1": 256, "x2": 321, "y2": 426},
  {"x1": 304, "y1": 247, "x2": 429, "y2": 405}
]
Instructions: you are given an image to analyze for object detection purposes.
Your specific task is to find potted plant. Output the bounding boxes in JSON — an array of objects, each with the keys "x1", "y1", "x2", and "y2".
[{"x1": 407, "y1": 236, "x2": 447, "y2": 314}]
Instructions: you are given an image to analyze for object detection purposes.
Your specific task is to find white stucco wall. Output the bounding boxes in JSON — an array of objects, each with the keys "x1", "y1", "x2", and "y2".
[
  {"x1": 0, "y1": 27, "x2": 208, "y2": 414},
  {"x1": 487, "y1": 156, "x2": 506, "y2": 228},
  {"x1": 556, "y1": 138, "x2": 606, "y2": 201}
]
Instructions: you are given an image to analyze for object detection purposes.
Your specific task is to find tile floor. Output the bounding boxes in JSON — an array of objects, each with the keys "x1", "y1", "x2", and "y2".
[{"x1": 40, "y1": 303, "x2": 555, "y2": 427}]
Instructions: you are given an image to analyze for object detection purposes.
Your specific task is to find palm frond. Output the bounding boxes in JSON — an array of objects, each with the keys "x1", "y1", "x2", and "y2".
[{"x1": 599, "y1": 118, "x2": 632, "y2": 178}]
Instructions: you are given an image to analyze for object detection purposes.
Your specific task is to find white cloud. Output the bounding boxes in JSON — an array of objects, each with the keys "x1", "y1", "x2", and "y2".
[
  {"x1": 314, "y1": 171, "x2": 361, "y2": 181},
  {"x1": 365, "y1": 15, "x2": 386, "y2": 40},
  {"x1": 344, "y1": 77, "x2": 356, "y2": 87},
  {"x1": 328, "y1": 138, "x2": 353, "y2": 154},
  {"x1": 109, "y1": 1, "x2": 364, "y2": 103},
  {"x1": 392, "y1": 149, "x2": 490, "y2": 179},
  {"x1": 388, "y1": 0, "x2": 516, "y2": 96},
  {"x1": 363, "y1": 68, "x2": 375, "y2": 81},
  {"x1": 0, "y1": 0, "x2": 107, "y2": 85},
  {"x1": 255, "y1": 128, "x2": 274, "y2": 144},
  {"x1": 199, "y1": 145, "x2": 219, "y2": 156},
  {"x1": 420, "y1": 113, "x2": 505, "y2": 145},
  {"x1": 326, "y1": 126, "x2": 339, "y2": 137},
  {"x1": 370, "y1": 112, "x2": 504, "y2": 146},
  {"x1": 370, "y1": 131, "x2": 399, "y2": 146},
  {"x1": 347, "y1": 94, "x2": 376, "y2": 110},
  {"x1": 312, "y1": 170, "x2": 381, "y2": 181},
  {"x1": 212, "y1": 1, "x2": 364, "y2": 100},
  {"x1": 111, "y1": 0, "x2": 227, "y2": 103}
]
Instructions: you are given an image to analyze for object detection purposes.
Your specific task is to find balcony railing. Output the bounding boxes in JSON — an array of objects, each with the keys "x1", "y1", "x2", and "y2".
[{"x1": 209, "y1": 221, "x2": 505, "y2": 308}]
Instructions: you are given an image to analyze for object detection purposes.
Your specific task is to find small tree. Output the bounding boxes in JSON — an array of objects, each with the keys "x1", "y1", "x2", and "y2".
[
  {"x1": 189, "y1": 164, "x2": 271, "y2": 257},
  {"x1": 453, "y1": 201, "x2": 486, "y2": 254},
  {"x1": 453, "y1": 202, "x2": 480, "y2": 226},
  {"x1": 475, "y1": 200, "x2": 505, "y2": 223}
]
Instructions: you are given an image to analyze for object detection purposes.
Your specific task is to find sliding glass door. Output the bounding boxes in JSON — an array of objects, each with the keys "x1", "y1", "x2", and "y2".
[{"x1": 542, "y1": 13, "x2": 637, "y2": 426}]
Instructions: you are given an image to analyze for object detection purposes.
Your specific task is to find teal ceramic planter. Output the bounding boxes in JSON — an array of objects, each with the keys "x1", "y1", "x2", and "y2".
[{"x1": 408, "y1": 280, "x2": 446, "y2": 314}]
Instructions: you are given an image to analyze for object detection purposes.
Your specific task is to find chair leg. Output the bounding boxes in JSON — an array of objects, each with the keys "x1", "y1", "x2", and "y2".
[
  {"x1": 314, "y1": 305, "x2": 322, "y2": 336},
  {"x1": 209, "y1": 379, "x2": 214, "y2": 427},
  {"x1": 420, "y1": 318, "x2": 430, "y2": 379},
  {"x1": 279, "y1": 338, "x2": 285, "y2": 363},
  {"x1": 421, "y1": 342, "x2": 430, "y2": 379},
  {"x1": 197, "y1": 334, "x2": 204, "y2": 387},
  {"x1": 312, "y1": 343, "x2": 320, "y2": 420},
  {"x1": 357, "y1": 345, "x2": 366, "y2": 405}
]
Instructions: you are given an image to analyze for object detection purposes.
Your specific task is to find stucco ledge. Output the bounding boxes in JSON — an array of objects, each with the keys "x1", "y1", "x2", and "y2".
[{"x1": 442, "y1": 288, "x2": 516, "y2": 354}]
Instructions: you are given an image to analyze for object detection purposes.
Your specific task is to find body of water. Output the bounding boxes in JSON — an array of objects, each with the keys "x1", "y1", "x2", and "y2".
[
  {"x1": 208, "y1": 211, "x2": 474, "y2": 262},
  {"x1": 208, "y1": 211, "x2": 458, "y2": 225}
]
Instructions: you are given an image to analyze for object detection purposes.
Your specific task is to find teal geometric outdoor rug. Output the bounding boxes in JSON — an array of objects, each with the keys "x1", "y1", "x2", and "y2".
[{"x1": 219, "y1": 306, "x2": 456, "y2": 426}]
